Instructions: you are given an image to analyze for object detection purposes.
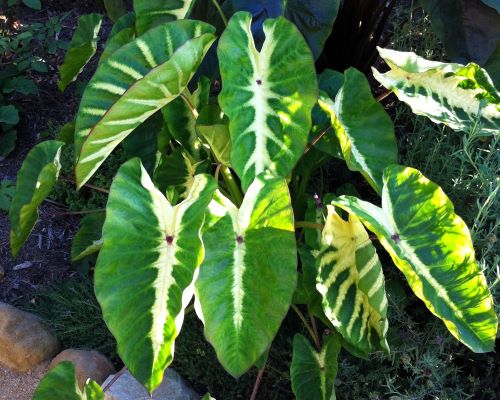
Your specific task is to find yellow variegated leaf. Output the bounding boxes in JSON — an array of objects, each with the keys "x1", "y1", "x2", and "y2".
[
  {"x1": 317, "y1": 206, "x2": 389, "y2": 356},
  {"x1": 373, "y1": 47, "x2": 500, "y2": 135}
]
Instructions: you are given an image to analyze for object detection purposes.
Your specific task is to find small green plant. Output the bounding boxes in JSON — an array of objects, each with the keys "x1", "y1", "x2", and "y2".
[
  {"x1": 0, "y1": 6, "x2": 69, "y2": 158},
  {"x1": 13, "y1": 1, "x2": 498, "y2": 399}
]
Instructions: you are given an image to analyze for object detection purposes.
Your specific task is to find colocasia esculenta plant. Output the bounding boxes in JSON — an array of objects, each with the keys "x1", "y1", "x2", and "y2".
[{"x1": 9, "y1": 1, "x2": 498, "y2": 399}]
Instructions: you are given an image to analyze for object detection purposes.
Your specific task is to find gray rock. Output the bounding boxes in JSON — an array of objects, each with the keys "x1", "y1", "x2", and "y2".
[
  {"x1": 49, "y1": 349, "x2": 115, "y2": 389},
  {"x1": 0, "y1": 302, "x2": 60, "y2": 371},
  {"x1": 103, "y1": 369, "x2": 198, "y2": 400}
]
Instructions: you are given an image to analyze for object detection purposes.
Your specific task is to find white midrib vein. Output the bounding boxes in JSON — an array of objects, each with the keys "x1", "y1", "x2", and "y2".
[
  {"x1": 228, "y1": 178, "x2": 263, "y2": 330},
  {"x1": 241, "y1": 20, "x2": 278, "y2": 176},
  {"x1": 149, "y1": 174, "x2": 207, "y2": 363}
]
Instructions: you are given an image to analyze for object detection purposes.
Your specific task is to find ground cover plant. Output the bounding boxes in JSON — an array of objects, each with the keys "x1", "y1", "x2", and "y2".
[{"x1": 4, "y1": 0, "x2": 499, "y2": 398}]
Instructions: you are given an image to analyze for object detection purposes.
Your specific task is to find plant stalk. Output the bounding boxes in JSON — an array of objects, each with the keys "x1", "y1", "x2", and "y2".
[
  {"x1": 291, "y1": 304, "x2": 321, "y2": 351},
  {"x1": 52, "y1": 208, "x2": 105, "y2": 216},
  {"x1": 250, "y1": 362, "x2": 267, "y2": 400},
  {"x1": 210, "y1": 0, "x2": 228, "y2": 27},
  {"x1": 60, "y1": 177, "x2": 109, "y2": 194},
  {"x1": 221, "y1": 166, "x2": 243, "y2": 207},
  {"x1": 295, "y1": 221, "x2": 325, "y2": 230}
]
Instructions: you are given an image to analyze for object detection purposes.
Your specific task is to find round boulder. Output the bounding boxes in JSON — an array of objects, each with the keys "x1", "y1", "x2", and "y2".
[
  {"x1": 0, "y1": 302, "x2": 60, "y2": 372},
  {"x1": 49, "y1": 349, "x2": 115, "y2": 389}
]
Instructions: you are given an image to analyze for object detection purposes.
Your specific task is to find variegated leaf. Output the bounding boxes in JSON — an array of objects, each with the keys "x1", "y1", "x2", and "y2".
[
  {"x1": 218, "y1": 12, "x2": 317, "y2": 191},
  {"x1": 333, "y1": 165, "x2": 498, "y2": 353},
  {"x1": 195, "y1": 175, "x2": 297, "y2": 377},
  {"x1": 94, "y1": 158, "x2": 217, "y2": 392},
  {"x1": 290, "y1": 333, "x2": 340, "y2": 400},
  {"x1": 74, "y1": 20, "x2": 215, "y2": 189},
  {"x1": 133, "y1": 0, "x2": 195, "y2": 35},
  {"x1": 318, "y1": 68, "x2": 397, "y2": 194},
  {"x1": 9, "y1": 141, "x2": 64, "y2": 257},
  {"x1": 316, "y1": 206, "x2": 389, "y2": 356},
  {"x1": 58, "y1": 14, "x2": 103, "y2": 91},
  {"x1": 373, "y1": 47, "x2": 500, "y2": 135}
]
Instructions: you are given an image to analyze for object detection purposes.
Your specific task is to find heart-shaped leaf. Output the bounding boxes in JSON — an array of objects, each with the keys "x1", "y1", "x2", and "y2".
[
  {"x1": 332, "y1": 165, "x2": 498, "y2": 353},
  {"x1": 290, "y1": 333, "x2": 340, "y2": 400},
  {"x1": 218, "y1": 12, "x2": 317, "y2": 190},
  {"x1": 195, "y1": 175, "x2": 297, "y2": 377},
  {"x1": 94, "y1": 158, "x2": 216, "y2": 392},
  {"x1": 419, "y1": 0, "x2": 500, "y2": 65}
]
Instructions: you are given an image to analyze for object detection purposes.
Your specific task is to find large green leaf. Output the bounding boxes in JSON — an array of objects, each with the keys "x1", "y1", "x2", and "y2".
[
  {"x1": 373, "y1": 47, "x2": 500, "y2": 135},
  {"x1": 419, "y1": 0, "x2": 500, "y2": 65},
  {"x1": 195, "y1": 175, "x2": 297, "y2": 377},
  {"x1": 33, "y1": 361, "x2": 104, "y2": 400},
  {"x1": 332, "y1": 165, "x2": 498, "y2": 353},
  {"x1": 94, "y1": 158, "x2": 216, "y2": 392},
  {"x1": 319, "y1": 68, "x2": 397, "y2": 194},
  {"x1": 133, "y1": 0, "x2": 195, "y2": 35},
  {"x1": 104, "y1": 0, "x2": 127, "y2": 22},
  {"x1": 71, "y1": 213, "x2": 105, "y2": 262},
  {"x1": 484, "y1": 42, "x2": 500, "y2": 88},
  {"x1": 283, "y1": 0, "x2": 340, "y2": 60},
  {"x1": 316, "y1": 206, "x2": 389, "y2": 356},
  {"x1": 74, "y1": 20, "x2": 216, "y2": 189},
  {"x1": 290, "y1": 333, "x2": 340, "y2": 400},
  {"x1": 58, "y1": 14, "x2": 103, "y2": 91},
  {"x1": 218, "y1": 12, "x2": 317, "y2": 191},
  {"x1": 9, "y1": 141, "x2": 64, "y2": 257}
]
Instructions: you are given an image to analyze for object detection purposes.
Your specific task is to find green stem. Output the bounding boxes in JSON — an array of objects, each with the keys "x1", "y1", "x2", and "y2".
[
  {"x1": 52, "y1": 208, "x2": 105, "y2": 216},
  {"x1": 210, "y1": 0, "x2": 228, "y2": 27},
  {"x1": 221, "y1": 166, "x2": 243, "y2": 207},
  {"x1": 292, "y1": 304, "x2": 321, "y2": 351},
  {"x1": 180, "y1": 92, "x2": 199, "y2": 119},
  {"x1": 295, "y1": 221, "x2": 324, "y2": 231}
]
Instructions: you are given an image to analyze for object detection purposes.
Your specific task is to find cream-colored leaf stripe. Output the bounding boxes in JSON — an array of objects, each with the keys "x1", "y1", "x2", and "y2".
[
  {"x1": 333, "y1": 165, "x2": 498, "y2": 353},
  {"x1": 218, "y1": 12, "x2": 317, "y2": 190},
  {"x1": 133, "y1": 0, "x2": 195, "y2": 35},
  {"x1": 94, "y1": 159, "x2": 216, "y2": 392},
  {"x1": 316, "y1": 206, "x2": 389, "y2": 355},
  {"x1": 74, "y1": 21, "x2": 215, "y2": 188},
  {"x1": 373, "y1": 47, "x2": 500, "y2": 135},
  {"x1": 195, "y1": 175, "x2": 297, "y2": 377}
]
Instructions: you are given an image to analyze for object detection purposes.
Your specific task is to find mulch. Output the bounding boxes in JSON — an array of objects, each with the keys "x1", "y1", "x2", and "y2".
[{"x1": 0, "y1": 1, "x2": 106, "y2": 304}]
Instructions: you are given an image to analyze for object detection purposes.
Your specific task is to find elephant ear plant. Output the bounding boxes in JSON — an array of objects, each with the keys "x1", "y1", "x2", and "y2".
[{"x1": 9, "y1": 1, "x2": 498, "y2": 398}]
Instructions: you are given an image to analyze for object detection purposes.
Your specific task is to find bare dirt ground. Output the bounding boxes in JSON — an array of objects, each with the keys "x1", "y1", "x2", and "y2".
[
  {"x1": 0, "y1": 362, "x2": 49, "y2": 400},
  {"x1": 0, "y1": 0, "x2": 110, "y2": 305}
]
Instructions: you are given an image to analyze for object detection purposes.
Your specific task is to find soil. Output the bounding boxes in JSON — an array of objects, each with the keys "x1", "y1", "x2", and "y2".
[
  {"x1": 0, "y1": 361, "x2": 49, "y2": 400},
  {"x1": 0, "y1": 1, "x2": 107, "y2": 304}
]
